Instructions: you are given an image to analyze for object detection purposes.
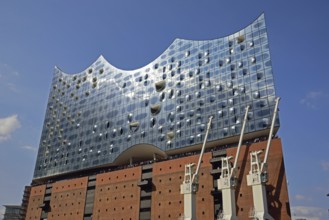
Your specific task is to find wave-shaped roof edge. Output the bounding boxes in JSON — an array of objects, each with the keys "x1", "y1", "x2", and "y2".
[{"x1": 54, "y1": 13, "x2": 265, "y2": 76}]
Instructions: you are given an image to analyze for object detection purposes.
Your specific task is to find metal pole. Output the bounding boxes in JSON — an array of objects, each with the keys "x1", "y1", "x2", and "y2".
[
  {"x1": 192, "y1": 116, "x2": 213, "y2": 183},
  {"x1": 261, "y1": 97, "x2": 280, "y2": 172},
  {"x1": 232, "y1": 105, "x2": 250, "y2": 175}
]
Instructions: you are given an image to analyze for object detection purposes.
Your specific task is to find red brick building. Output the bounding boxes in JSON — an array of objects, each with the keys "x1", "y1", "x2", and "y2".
[{"x1": 25, "y1": 138, "x2": 290, "y2": 220}]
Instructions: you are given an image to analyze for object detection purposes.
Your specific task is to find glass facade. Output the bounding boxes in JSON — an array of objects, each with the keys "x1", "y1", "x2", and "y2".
[
  {"x1": 3, "y1": 205, "x2": 23, "y2": 220},
  {"x1": 33, "y1": 14, "x2": 279, "y2": 179}
]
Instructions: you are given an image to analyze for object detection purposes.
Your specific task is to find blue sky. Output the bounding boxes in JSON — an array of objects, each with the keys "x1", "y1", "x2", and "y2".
[{"x1": 0, "y1": 1, "x2": 328, "y2": 219}]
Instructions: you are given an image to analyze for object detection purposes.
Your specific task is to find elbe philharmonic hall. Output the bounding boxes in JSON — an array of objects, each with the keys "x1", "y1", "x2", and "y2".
[{"x1": 24, "y1": 14, "x2": 291, "y2": 220}]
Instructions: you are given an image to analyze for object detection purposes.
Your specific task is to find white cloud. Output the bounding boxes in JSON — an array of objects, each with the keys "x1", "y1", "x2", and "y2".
[
  {"x1": 21, "y1": 145, "x2": 37, "y2": 152},
  {"x1": 0, "y1": 63, "x2": 20, "y2": 94},
  {"x1": 295, "y1": 194, "x2": 311, "y2": 201},
  {"x1": 300, "y1": 91, "x2": 327, "y2": 109},
  {"x1": 291, "y1": 206, "x2": 327, "y2": 220},
  {"x1": 0, "y1": 115, "x2": 21, "y2": 142},
  {"x1": 6, "y1": 82, "x2": 19, "y2": 93},
  {"x1": 321, "y1": 160, "x2": 329, "y2": 171},
  {"x1": 0, "y1": 63, "x2": 19, "y2": 76}
]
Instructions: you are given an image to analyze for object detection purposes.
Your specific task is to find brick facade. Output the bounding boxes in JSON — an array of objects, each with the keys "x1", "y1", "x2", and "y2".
[
  {"x1": 93, "y1": 167, "x2": 141, "y2": 220},
  {"x1": 25, "y1": 138, "x2": 290, "y2": 220},
  {"x1": 25, "y1": 185, "x2": 46, "y2": 220},
  {"x1": 47, "y1": 177, "x2": 88, "y2": 220}
]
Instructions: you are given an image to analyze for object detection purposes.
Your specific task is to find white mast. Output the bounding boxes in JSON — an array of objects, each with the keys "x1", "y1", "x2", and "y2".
[
  {"x1": 180, "y1": 116, "x2": 213, "y2": 220},
  {"x1": 217, "y1": 105, "x2": 249, "y2": 220},
  {"x1": 246, "y1": 97, "x2": 280, "y2": 220}
]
